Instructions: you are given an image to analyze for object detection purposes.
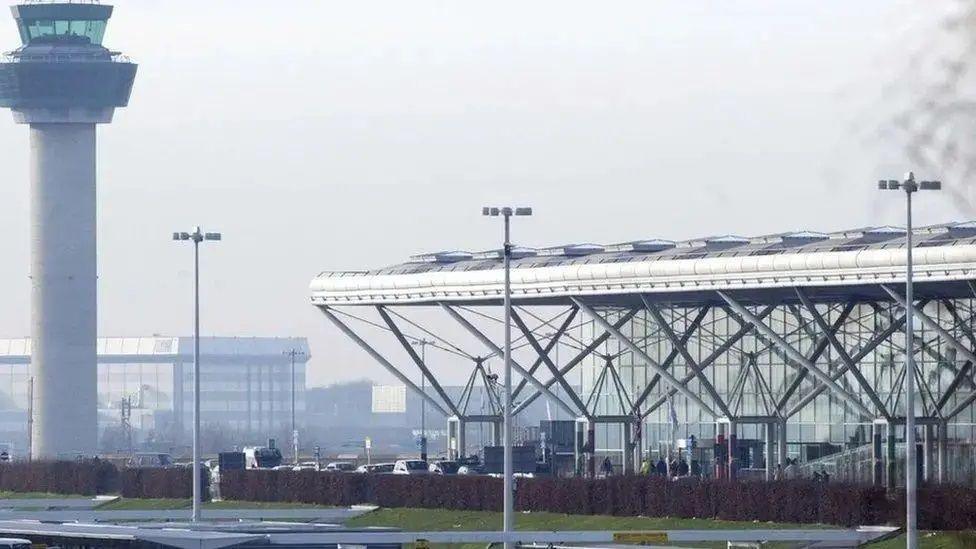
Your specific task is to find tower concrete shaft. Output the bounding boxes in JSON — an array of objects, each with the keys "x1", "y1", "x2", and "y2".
[
  {"x1": 30, "y1": 123, "x2": 98, "y2": 457},
  {"x1": 0, "y1": 3, "x2": 136, "y2": 458}
]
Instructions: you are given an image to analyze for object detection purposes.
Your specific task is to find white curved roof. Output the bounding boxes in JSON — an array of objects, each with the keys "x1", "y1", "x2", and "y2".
[{"x1": 310, "y1": 222, "x2": 976, "y2": 306}]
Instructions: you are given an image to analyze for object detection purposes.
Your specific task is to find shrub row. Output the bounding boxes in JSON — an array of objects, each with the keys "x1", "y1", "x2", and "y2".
[
  {"x1": 221, "y1": 470, "x2": 502, "y2": 510},
  {"x1": 2, "y1": 462, "x2": 975, "y2": 530},
  {"x1": 515, "y1": 477, "x2": 892, "y2": 527},
  {"x1": 0, "y1": 460, "x2": 118, "y2": 495},
  {"x1": 221, "y1": 470, "x2": 976, "y2": 529},
  {"x1": 119, "y1": 467, "x2": 206, "y2": 499}
]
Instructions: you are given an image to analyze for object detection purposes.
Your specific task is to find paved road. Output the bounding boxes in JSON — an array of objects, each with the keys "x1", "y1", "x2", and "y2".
[
  {"x1": 0, "y1": 507, "x2": 369, "y2": 522},
  {"x1": 0, "y1": 497, "x2": 115, "y2": 509}
]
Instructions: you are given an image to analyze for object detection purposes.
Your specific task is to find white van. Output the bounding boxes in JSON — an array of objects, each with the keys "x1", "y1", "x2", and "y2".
[
  {"x1": 393, "y1": 459, "x2": 429, "y2": 475},
  {"x1": 0, "y1": 538, "x2": 31, "y2": 549}
]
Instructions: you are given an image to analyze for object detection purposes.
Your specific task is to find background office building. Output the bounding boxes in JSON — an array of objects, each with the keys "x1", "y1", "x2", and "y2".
[{"x1": 0, "y1": 336, "x2": 309, "y2": 455}]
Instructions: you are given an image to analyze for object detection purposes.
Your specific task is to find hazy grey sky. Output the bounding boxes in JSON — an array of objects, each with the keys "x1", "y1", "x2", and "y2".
[{"x1": 0, "y1": 0, "x2": 961, "y2": 387}]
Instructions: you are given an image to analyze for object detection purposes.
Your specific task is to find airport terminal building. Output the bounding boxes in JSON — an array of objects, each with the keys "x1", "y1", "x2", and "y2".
[
  {"x1": 0, "y1": 336, "x2": 309, "y2": 455},
  {"x1": 311, "y1": 221, "x2": 976, "y2": 485}
]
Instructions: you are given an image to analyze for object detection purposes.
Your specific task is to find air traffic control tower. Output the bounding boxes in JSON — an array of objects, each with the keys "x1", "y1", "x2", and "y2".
[{"x1": 0, "y1": 3, "x2": 136, "y2": 457}]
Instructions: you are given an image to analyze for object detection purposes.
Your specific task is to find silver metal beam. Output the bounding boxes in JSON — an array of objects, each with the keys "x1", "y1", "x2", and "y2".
[
  {"x1": 513, "y1": 309, "x2": 638, "y2": 414},
  {"x1": 376, "y1": 306, "x2": 462, "y2": 417},
  {"x1": 644, "y1": 305, "x2": 776, "y2": 416},
  {"x1": 883, "y1": 286, "x2": 976, "y2": 364},
  {"x1": 440, "y1": 303, "x2": 577, "y2": 417},
  {"x1": 510, "y1": 309, "x2": 589, "y2": 417},
  {"x1": 319, "y1": 307, "x2": 449, "y2": 416},
  {"x1": 631, "y1": 306, "x2": 711, "y2": 412},
  {"x1": 717, "y1": 291, "x2": 874, "y2": 419},
  {"x1": 775, "y1": 303, "x2": 855, "y2": 412},
  {"x1": 573, "y1": 298, "x2": 718, "y2": 418},
  {"x1": 643, "y1": 297, "x2": 732, "y2": 418},
  {"x1": 785, "y1": 312, "x2": 907, "y2": 418},
  {"x1": 794, "y1": 289, "x2": 891, "y2": 420},
  {"x1": 511, "y1": 308, "x2": 577, "y2": 398},
  {"x1": 946, "y1": 390, "x2": 976, "y2": 420},
  {"x1": 937, "y1": 361, "x2": 972, "y2": 412},
  {"x1": 882, "y1": 287, "x2": 976, "y2": 419}
]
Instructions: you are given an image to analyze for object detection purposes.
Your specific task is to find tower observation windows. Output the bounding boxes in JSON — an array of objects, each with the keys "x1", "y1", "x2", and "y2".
[{"x1": 19, "y1": 19, "x2": 107, "y2": 45}]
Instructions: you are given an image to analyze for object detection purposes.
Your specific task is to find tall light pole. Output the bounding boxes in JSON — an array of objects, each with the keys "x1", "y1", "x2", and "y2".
[
  {"x1": 482, "y1": 206, "x2": 532, "y2": 548},
  {"x1": 173, "y1": 226, "x2": 221, "y2": 523},
  {"x1": 411, "y1": 339, "x2": 433, "y2": 461},
  {"x1": 877, "y1": 172, "x2": 940, "y2": 549},
  {"x1": 284, "y1": 349, "x2": 307, "y2": 465}
]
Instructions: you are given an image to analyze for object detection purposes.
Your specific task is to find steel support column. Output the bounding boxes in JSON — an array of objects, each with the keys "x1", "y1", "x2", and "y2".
[
  {"x1": 795, "y1": 289, "x2": 891, "y2": 419},
  {"x1": 922, "y1": 425, "x2": 935, "y2": 482},
  {"x1": 514, "y1": 310, "x2": 638, "y2": 414},
  {"x1": 718, "y1": 291, "x2": 874, "y2": 419},
  {"x1": 573, "y1": 298, "x2": 718, "y2": 418},
  {"x1": 786, "y1": 310, "x2": 910, "y2": 418},
  {"x1": 622, "y1": 423, "x2": 633, "y2": 475},
  {"x1": 448, "y1": 415, "x2": 465, "y2": 460},
  {"x1": 377, "y1": 306, "x2": 462, "y2": 417},
  {"x1": 441, "y1": 303, "x2": 576, "y2": 417},
  {"x1": 937, "y1": 420, "x2": 948, "y2": 484},
  {"x1": 632, "y1": 307, "x2": 711, "y2": 412},
  {"x1": 319, "y1": 307, "x2": 450, "y2": 416},
  {"x1": 887, "y1": 423, "x2": 897, "y2": 490},
  {"x1": 511, "y1": 308, "x2": 578, "y2": 398},
  {"x1": 643, "y1": 297, "x2": 732, "y2": 418},
  {"x1": 765, "y1": 421, "x2": 775, "y2": 481},
  {"x1": 728, "y1": 420, "x2": 738, "y2": 480},
  {"x1": 872, "y1": 421, "x2": 884, "y2": 486},
  {"x1": 510, "y1": 309, "x2": 590, "y2": 417},
  {"x1": 778, "y1": 419, "x2": 788, "y2": 468},
  {"x1": 776, "y1": 303, "x2": 855, "y2": 413},
  {"x1": 645, "y1": 305, "x2": 776, "y2": 416}
]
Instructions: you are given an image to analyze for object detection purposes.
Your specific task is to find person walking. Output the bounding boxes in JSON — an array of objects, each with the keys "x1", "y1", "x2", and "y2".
[
  {"x1": 601, "y1": 456, "x2": 614, "y2": 477},
  {"x1": 655, "y1": 458, "x2": 667, "y2": 476}
]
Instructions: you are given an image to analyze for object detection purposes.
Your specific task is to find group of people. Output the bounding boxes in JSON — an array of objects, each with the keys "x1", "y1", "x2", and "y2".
[
  {"x1": 637, "y1": 456, "x2": 700, "y2": 478},
  {"x1": 773, "y1": 458, "x2": 830, "y2": 482}
]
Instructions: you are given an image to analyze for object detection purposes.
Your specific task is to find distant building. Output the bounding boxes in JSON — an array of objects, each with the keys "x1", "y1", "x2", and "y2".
[{"x1": 0, "y1": 336, "x2": 309, "y2": 454}]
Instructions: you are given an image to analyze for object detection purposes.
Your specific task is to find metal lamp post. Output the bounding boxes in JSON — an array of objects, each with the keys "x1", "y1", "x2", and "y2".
[
  {"x1": 173, "y1": 226, "x2": 221, "y2": 522},
  {"x1": 482, "y1": 206, "x2": 532, "y2": 548},
  {"x1": 284, "y1": 349, "x2": 307, "y2": 465},
  {"x1": 411, "y1": 339, "x2": 433, "y2": 461},
  {"x1": 877, "y1": 172, "x2": 940, "y2": 549}
]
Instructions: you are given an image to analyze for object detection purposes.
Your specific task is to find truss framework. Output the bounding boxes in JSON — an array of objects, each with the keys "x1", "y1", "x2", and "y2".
[{"x1": 317, "y1": 285, "x2": 976, "y2": 480}]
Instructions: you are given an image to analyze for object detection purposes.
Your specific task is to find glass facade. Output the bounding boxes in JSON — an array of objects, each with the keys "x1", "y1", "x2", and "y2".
[{"x1": 578, "y1": 301, "x2": 976, "y2": 469}]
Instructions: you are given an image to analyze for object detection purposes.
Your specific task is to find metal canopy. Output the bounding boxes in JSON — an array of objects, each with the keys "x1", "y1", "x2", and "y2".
[{"x1": 312, "y1": 222, "x2": 976, "y2": 473}]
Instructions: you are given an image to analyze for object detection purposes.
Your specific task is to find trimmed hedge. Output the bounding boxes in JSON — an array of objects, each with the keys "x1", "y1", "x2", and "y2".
[
  {"x1": 0, "y1": 460, "x2": 118, "y2": 495},
  {"x1": 120, "y1": 467, "x2": 207, "y2": 499},
  {"x1": 220, "y1": 470, "x2": 976, "y2": 529}
]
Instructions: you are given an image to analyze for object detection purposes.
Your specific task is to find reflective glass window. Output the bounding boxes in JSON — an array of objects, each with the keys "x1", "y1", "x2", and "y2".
[{"x1": 22, "y1": 19, "x2": 107, "y2": 45}]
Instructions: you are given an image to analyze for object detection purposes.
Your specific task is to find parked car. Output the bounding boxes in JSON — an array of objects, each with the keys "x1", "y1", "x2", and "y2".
[
  {"x1": 355, "y1": 462, "x2": 395, "y2": 474},
  {"x1": 0, "y1": 539, "x2": 31, "y2": 549},
  {"x1": 126, "y1": 452, "x2": 174, "y2": 468},
  {"x1": 243, "y1": 446, "x2": 283, "y2": 469},
  {"x1": 429, "y1": 460, "x2": 461, "y2": 474},
  {"x1": 393, "y1": 459, "x2": 429, "y2": 475},
  {"x1": 325, "y1": 461, "x2": 356, "y2": 472},
  {"x1": 293, "y1": 461, "x2": 321, "y2": 471}
]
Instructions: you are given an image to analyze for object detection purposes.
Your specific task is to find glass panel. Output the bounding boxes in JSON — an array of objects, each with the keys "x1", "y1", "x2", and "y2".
[{"x1": 24, "y1": 19, "x2": 107, "y2": 45}]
